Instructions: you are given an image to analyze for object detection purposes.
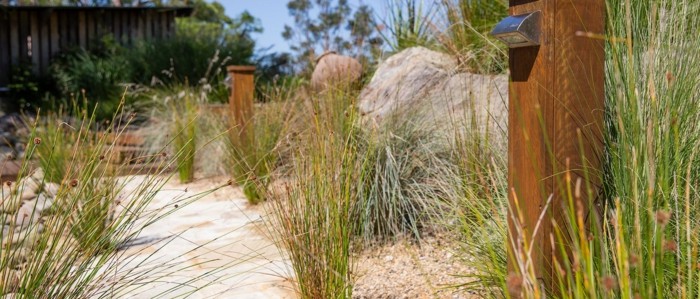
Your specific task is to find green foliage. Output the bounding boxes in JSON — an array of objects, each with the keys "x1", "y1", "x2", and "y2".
[
  {"x1": 50, "y1": 48, "x2": 133, "y2": 121},
  {"x1": 7, "y1": 1, "x2": 260, "y2": 117},
  {"x1": 128, "y1": 7, "x2": 260, "y2": 87},
  {"x1": 381, "y1": 0, "x2": 508, "y2": 73}
]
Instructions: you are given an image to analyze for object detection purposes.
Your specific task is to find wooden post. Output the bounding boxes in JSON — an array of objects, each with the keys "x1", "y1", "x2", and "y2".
[
  {"x1": 507, "y1": 0, "x2": 605, "y2": 292},
  {"x1": 227, "y1": 65, "x2": 256, "y2": 150}
]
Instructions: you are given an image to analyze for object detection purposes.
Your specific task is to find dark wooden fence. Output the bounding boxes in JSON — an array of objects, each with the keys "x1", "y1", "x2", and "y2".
[{"x1": 0, "y1": 6, "x2": 193, "y2": 88}]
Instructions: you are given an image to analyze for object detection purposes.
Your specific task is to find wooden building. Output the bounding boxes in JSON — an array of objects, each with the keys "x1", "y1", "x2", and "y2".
[{"x1": 0, "y1": 5, "x2": 193, "y2": 88}]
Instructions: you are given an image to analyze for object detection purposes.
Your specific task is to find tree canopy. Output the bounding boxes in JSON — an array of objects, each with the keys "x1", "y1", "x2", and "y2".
[{"x1": 282, "y1": 0, "x2": 383, "y2": 73}]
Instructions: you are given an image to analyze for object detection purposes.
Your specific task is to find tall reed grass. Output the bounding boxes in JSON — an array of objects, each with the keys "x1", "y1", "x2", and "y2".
[
  {"x1": 227, "y1": 86, "x2": 293, "y2": 204},
  {"x1": 380, "y1": 0, "x2": 508, "y2": 73},
  {"x1": 268, "y1": 88, "x2": 360, "y2": 298},
  {"x1": 447, "y1": 0, "x2": 700, "y2": 298},
  {"x1": 435, "y1": 0, "x2": 508, "y2": 73},
  {"x1": 171, "y1": 90, "x2": 198, "y2": 183}
]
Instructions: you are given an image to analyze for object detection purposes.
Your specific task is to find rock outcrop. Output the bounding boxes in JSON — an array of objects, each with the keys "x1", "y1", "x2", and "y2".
[{"x1": 359, "y1": 47, "x2": 508, "y2": 144}]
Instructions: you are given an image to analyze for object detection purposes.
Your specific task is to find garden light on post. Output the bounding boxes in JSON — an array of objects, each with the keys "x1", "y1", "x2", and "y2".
[
  {"x1": 491, "y1": 11, "x2": 541, "y2": 48},
  {"x1": 494, "y1": 0, "x2": 605, "y2": 293},
  {"x1": 227, "y1": 65, "x2": 256, "y2": 151}
]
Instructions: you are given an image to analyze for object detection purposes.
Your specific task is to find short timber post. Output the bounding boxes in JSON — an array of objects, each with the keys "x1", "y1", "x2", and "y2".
[
  {"x1": 227, "y1": 65, "x2": 256, "y2": 150},
  {"x1": 497, "y1": 0, "x2": 605, "y2": 293}
]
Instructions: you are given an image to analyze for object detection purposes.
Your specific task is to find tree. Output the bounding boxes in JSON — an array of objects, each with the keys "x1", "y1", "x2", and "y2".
[{"x1": 282, "y1": 0, "x2": 383, "y2": 73}]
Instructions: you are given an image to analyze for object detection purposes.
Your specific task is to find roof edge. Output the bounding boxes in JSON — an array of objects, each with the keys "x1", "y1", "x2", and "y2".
[{"x1": 0, "y1": 6, "x2": 194, "y2": 17}]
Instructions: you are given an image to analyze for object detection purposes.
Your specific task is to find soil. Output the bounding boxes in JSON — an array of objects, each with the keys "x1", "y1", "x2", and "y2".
[{"x1": 352, "y1": 235, "x2": 481, "y2": 299}]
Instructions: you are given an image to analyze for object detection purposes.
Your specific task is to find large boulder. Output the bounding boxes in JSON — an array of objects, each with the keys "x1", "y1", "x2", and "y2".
[
  {"x1": 359, "y1": 47, "x2": 508, "y2": 144},
  {"x1": 311, "y1": 52, "x2": 363, "y2": 91}
]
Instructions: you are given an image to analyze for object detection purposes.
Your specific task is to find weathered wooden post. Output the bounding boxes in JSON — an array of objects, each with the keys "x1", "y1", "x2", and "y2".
[
  {"x1": 227, "y1": 65, "x2": 256, "y2": 150},
  {"x1": 492, "y1": 0, "x2": 605, "y2": 292}
]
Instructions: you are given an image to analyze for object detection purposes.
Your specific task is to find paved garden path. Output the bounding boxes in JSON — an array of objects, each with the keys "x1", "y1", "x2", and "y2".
[{"x1": 101, "y1": 175, "x2": 295, "y2": 299}]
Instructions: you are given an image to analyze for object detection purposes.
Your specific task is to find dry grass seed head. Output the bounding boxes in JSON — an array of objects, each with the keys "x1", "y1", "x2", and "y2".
[{"x1": 602, "y1": 275, "x2": 618, "y2": 291}]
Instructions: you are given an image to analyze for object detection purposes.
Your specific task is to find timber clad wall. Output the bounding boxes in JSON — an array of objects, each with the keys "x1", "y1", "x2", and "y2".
[{"x1": 0, "y1": 6, "x2": 192, "y2": 88}]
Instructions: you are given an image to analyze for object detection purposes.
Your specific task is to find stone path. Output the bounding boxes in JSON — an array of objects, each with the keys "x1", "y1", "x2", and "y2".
[{"x1": 103, "y1": 175, "x2": 295, "y2": 299}]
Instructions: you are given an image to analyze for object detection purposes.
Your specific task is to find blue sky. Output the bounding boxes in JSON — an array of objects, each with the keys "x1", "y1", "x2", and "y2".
[{"x1": 220, "y1": 0, "x2": 384, "y2": 54}]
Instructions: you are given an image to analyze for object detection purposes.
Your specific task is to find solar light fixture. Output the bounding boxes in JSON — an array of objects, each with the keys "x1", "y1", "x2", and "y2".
[{"x1": 490, "y1": 11, "x2": 542, "y2": 48}]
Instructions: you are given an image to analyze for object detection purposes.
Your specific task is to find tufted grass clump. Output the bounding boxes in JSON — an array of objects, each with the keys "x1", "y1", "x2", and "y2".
[
  {"x1": 226, "y1": 82, "x2": 300, "y2": 204},
  {"x1": 382, "y1": 0, "x2": 508, "y2": 73},
  {"x1": 436, "y1": 0, "x2": 508, "y2": 74},
  {"x1": 267, "y1": 87, "x2": 360, "y2": 299},
  {"x1": 227, "y1": 96, "x2": 292, "y2": 205},
  {"x1": 171, "y1": 89, "x2": 199, "y2": 183},
  {"x1": 354, "y1": 107, "x2": 453, "y2": 241}
]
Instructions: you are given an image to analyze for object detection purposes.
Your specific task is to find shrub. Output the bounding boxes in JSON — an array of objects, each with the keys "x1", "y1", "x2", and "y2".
[
  {"x1": 50, "y1": 49, "x2": 134, "y2": 121},
  {"x1": 2, "y1": 63, "x2": 54, "y2": 113},
  {"x1": 127, "y1": 18, "x2": 256, "y2": 88}
]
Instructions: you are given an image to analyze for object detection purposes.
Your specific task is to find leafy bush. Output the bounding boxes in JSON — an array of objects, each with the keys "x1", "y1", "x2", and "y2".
[
  {"x1": 127, "y1": 14, "x2": 258, "y2": 88},
  {"x1": 12, "y1": 3, "x2": 260, "y2": 117},
  {"x1": 50, "y1": 47, "x2": 133, "y2": 120}
]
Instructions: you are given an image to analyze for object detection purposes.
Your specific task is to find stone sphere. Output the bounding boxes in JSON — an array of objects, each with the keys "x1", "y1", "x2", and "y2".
[{"x1": 311, "y1": 52, "x2": 363, "y2": 91}]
